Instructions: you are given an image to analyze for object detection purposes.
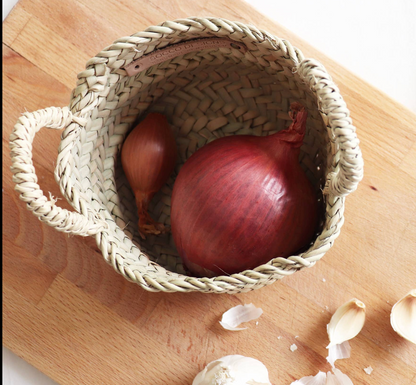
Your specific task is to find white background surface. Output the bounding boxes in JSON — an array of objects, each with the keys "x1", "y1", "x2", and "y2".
[{"x1": 3, "y1": 1, "x2": 416, "y2": 384}]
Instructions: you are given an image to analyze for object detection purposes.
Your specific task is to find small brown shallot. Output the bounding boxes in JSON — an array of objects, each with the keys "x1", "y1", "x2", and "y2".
[{"x1": 121, "y1": 113, "x2": 177, "y2": 238}]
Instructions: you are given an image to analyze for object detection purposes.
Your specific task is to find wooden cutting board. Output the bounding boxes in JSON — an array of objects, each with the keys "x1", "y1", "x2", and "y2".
[{"x1": 3, "y1": 1, "x2": 416, "y2": 384}]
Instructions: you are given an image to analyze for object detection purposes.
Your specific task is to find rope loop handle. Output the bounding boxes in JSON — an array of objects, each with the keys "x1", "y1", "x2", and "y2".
[
  {"x1": 297, "y1": 59, "x2": 364, "y2": 197},
  {"x1": 9, "y1": 107, "x2": 108, "y2": 236}
]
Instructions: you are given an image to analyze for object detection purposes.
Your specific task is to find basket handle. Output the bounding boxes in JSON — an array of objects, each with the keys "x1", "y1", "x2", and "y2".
[
  {"x1": 297, "y1": 59, "x2": 364, "y2": 197},
  {"x1": 9, "y1": 107, "x2": 108, "y2": 236}
]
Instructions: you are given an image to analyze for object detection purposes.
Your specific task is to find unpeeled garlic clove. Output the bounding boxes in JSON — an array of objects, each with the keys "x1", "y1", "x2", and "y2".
[
  {"x1": 327, "y1": 298, "x2": 366, "y2": 348},
  {"x1": 390, "y1": 289, "x2": 416, "y2": 344},
  {"x1": 192, "y1": 355, "x2": 271, "y2": 385}
]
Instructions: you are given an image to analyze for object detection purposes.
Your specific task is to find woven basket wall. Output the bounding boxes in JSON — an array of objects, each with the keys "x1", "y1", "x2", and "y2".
[{"x1": 10, "y1": 17, "x2": 363, "y2": 293}]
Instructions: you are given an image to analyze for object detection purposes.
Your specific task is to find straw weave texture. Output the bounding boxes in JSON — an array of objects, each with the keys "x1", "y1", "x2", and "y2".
[{"x1": 10, "y1": 17, "x2": 363, "y2": 293}]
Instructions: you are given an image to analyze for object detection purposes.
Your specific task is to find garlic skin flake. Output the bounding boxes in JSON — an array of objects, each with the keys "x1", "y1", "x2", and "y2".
[
  {"x1": 326, "y1": 368, "x2": 354, "y2": 385},
  {"x1": 326, "y1": 341, "x2": 351, "y2": 368},
  {"x1": 327, "y1": 298, "x2": 366, "y2": 348},
  {"x1": 192, "y1": 355, "x2": 271, "y2": 385},
  {"x1": 220, "y1": 304, "x2": 263, "y2": 331},
  {"x1": 290, "y1": 344, "x2": 298, "y2": 352},
  {"x1": 390, "y1": 289, "x2": 416, "y2": 344},
  {"x1": 363, "y1": 366, "x2": 373, "y2": 375},
  {"x1": 290, "y1": 371, "x2": 326, "y2": 385},
  {"x1": 290, "y1": 369, "x2": 354, "y2": 385}
]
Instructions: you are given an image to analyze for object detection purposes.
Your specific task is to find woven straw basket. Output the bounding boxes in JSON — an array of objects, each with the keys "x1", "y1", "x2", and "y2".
[{"x1": 10, "y1": 17, "x2": 363, "y2": 293}]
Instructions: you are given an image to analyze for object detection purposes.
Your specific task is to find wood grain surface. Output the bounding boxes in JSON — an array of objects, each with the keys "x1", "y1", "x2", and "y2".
[{"x1": 3, "y1": 0, "x2": 416, "y2": 384}]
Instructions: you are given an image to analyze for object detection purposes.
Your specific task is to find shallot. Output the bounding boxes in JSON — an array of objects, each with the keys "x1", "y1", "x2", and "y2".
[{"x1": 121, "y1": 113, "x2": 177, "y2": 238}]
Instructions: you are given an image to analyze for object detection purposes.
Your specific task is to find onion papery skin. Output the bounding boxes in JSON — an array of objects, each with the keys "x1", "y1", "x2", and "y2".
[{"x1": 171, "y1": 104, "x2": 319, "y2": 277}]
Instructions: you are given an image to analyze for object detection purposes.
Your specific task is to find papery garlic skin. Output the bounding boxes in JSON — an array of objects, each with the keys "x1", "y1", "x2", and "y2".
[
  {"x1": 220, "y1": 304, "x2": 263, "y2": 331},
  {"x1": 290, "y1": 369, "x2": 354, "y2": 385},
  {"x1": 193, "y1": 355, "x2": 271, "y2": 385},
  {"x1": 390, "y1": 289, "x2": 416, "y2": 344},
  {"x1": 363, "y1": 366, "x2": 373, "y2": 375},
  {"x1": 327, "y1": 298, "x2": 366, "y2": 348},
  {"x1": 326, "y1": 368, "x2": 354, "y2": 385},
  {"x1": 290, "y1": 371, "x2": 326, "y2": 385},
  {"x1": 326, "y1": 341, "x2": 351, "y2": 368}
]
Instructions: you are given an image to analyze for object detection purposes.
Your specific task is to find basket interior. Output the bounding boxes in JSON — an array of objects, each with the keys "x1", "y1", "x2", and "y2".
[{"x1": 68, "y1": 39, "x2": 330, "y2": 276}]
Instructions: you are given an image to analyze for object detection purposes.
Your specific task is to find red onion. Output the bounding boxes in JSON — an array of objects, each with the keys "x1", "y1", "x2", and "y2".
[
  {"x1": 121, "y1": 113, "x2": 177, "y2": 238},
  {"x1": 171, "y1": 103, "x2": 319, "y2": 277}
]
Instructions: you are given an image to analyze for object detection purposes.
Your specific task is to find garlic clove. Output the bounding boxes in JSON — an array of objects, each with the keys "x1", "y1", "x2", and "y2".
[
  {"x1": 326, "y1": 298, "x2": 366, "y2": 348},
  {"x1": 192, "y1": 355, "x2": 271, "y2": 385},
  {"x1": 290, "y1": 371, "x2": 327, "y2": 385},
  {"x1": 220, "y1": 304, "x2": 263, "y2": 331},
  {"x1": 390, "y1": 289, "x2": 416, "y2": 344},
  {"x1": 326, "y1": 341, "x2": 351, "y2": 368}
]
